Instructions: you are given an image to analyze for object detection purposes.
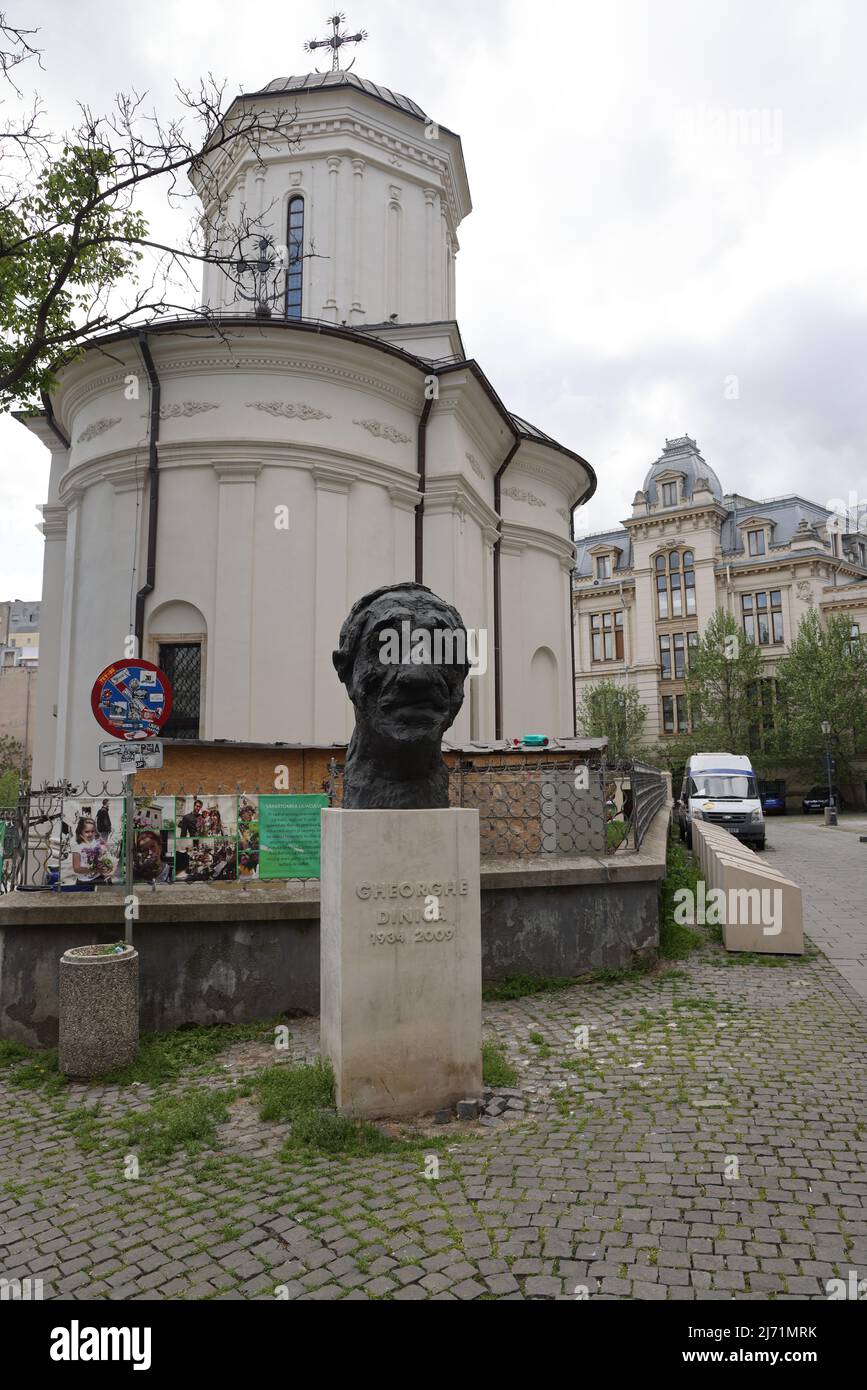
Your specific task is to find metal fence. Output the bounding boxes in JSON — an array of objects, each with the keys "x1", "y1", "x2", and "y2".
[
  {"x1": 0, "y1": 759, "x2": 668, "y2": 892},
  {"x1": 329, "y1": 757, "x2": 667, "y2": 857}
]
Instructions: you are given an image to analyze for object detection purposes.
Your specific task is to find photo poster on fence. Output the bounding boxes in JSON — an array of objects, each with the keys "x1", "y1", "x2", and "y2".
[
  {"x1": 258, "y1": 794, "x2": 328, "y2": 879},
  {"x1": 174, "y1": 795, "x2": 239, "y2": 882},
  {"x1": 59, "y1": 796, "x2": 125, "y2": 886},
  {"x1": 129, "y1": 796, "x2": 176, "y2": 885}
]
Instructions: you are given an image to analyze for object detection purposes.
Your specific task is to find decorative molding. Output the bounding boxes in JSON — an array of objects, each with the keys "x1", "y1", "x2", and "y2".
[
  {"x1": 312, "y1": 464, "x2": 353, "y2": 495},
  {"x1": 37, "y1": 504, "x2": 68, "y2": 540},
  {"x1": 245, "y1": 400, "x2": 332, "y2": 420},
  {"x1": 353, "y1": 417, "x2": 411, "y2": 445},
  {"x1": 61, "y1": 350, "x2": 421, "y2": 419},
  {"x1": 76, "y1": 417, "x2": 121, "y2": 444},
  {"x1": 160, "y1": 401, "x2": 220, "y2": 419},
  {"x1": 795, "y1": 579, "x2": 815, "y2": 606},
  {"x1": 503, "y1": 485, "x2": 546, "y2": 508},
  {"x1": 212, "y1": 460, "x2": 261, "y2": 484},
  {"x1": 466, "y1": 452, "x2": 486, "y2": 481},
  {"x1": 387, "y1": 482, "x2": 421, "y2": 512}
]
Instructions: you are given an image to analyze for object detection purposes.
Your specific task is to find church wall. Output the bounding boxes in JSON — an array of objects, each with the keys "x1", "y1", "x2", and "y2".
[{"x1": 33, "y1": 313, "x2": 588, "y2": 779}]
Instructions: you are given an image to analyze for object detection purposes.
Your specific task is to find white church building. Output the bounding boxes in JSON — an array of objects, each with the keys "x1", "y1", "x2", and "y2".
[{"x1": 21, "y1": 56, "x2": 596, "y2": 784}]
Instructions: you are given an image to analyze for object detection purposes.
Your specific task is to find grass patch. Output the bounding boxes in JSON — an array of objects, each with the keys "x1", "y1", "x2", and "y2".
[
  {"x1": 282, "y1": 1109, "x2": 416, "y2": 1158},
  {"x1": 99, "y1": 1020, "x2": 279, "y2": 1087},
  {"x1": 254, "y1": 1058, "x2": 335, "y2": 1123},
  {"x1": 253, "y1": 1059, "x2": 433, "y2": 1160},
  {"x1": 0, "y1": 1040, "x2": 30, "y2": 1068},
  {"x1": 121, "y1": 1086, "x2": 234, "y2": 1165},
  {"x1": 482, "y1": 973, "x2": 575, "y2": 1002},
  {"x1": 587, "y1": 957, "x2": 657, "y2": 984},
  {"x1": 482, "y1": 1041, "x2": 518, "y2": 1088},
  {"x1": 6, "y1": 1049, "x2": 65, "y2": 1095},
  {"x1": 659, "y1": 833, "x2": 704, "y2": 959}
]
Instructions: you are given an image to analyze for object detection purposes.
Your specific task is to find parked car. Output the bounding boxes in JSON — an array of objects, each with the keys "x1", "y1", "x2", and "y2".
[
  {"x1": 678, "y1": 752, "x2": 765, "y2": 851},
  {"x1": 801, "y1": 786, "x2": 844, "y2": 813},
  {"x1": 759, "y1": 780, "x2": 787, "y2": 815}
]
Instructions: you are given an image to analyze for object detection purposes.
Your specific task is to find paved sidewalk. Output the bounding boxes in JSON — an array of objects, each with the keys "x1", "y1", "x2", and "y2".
[
  {"x1": 765, "y1": 817, "x2": 867, "y2": 1002},
  {"x1": 1, "y1": 931, "x2": 865, "y2": 1301}
]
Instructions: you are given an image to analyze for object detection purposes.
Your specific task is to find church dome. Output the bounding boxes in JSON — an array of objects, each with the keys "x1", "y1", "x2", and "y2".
[
  {"x1": 250, "y1": 70, "x2": 431, "y2": 124},
  {"x1": 642, "y1": 435, "x2": 723, "y2": 505}
]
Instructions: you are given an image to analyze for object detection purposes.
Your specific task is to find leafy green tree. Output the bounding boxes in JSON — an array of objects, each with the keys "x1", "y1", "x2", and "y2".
[
  {"x1": 682, "y1": 608, "x2": 763, "y2": 753},
  {"x1": 774, "y1": 609, "x2": 867, "y2": 780},
  {"x1": 0, "y1": 734, "x2": 28, "y2": 804},
  {"x1": 0, "y1": 18, "x2": 300, "y2": 407},
  {"x1": 576, "y1": 680, "x2": 648, "y2": 760},
  {"x1": 0, "y1": 149, "x2": 146, "y2": 405}
]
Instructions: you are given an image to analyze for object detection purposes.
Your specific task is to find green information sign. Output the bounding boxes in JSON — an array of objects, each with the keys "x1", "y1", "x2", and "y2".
[{"x1": 258, "y1": 794, "x2": 328, "y2": 879}]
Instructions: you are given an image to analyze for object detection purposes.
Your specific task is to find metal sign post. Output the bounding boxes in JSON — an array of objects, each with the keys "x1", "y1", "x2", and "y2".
[
  {"x1": 124, "y1": 773, "x2": 135, "y2": 945},
  {"x1": 91, "y1": 658, "x2": 172, "y2": 949}
]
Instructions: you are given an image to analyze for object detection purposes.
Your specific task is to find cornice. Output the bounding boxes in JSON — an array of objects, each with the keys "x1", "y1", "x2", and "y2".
[
  {"x1": 499, "y1": 520, "x2": 576, "y2": 570},
  {"x1": 573, "y1": 576, "x2": 635, "y2": 599},
  {"x1": 625, "y1": 504, "x2": 727, "y2": 536},
  {"x1": 55, "y1": 438, "x2": 421, "y2": 503},
  {"x1": 423, "y1": 472, "x2": 500, "y2": 534},
  {"x1": 203, "y1": 111, "x2": 464, "y2": 231},
  {"x1": 13, "y1": 414, "x2": 70, "y2": 454},
  {"x1": 37, "y1": 504, "x2": 68, "y2": 540}
]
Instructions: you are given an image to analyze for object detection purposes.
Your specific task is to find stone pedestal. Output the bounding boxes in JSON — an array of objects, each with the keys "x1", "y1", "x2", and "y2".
[
  {"x1": 59, "y1": 944, "x2": 139, "y2": 1077},
  {"x1": 320, "y1": 808, "x2": 482, "y2": 1118}
]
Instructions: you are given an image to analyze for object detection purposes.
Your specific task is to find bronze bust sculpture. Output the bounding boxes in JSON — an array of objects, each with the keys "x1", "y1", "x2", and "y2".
[{"x1": 333, "y1": 582, "x2": 470, "y2": 808}]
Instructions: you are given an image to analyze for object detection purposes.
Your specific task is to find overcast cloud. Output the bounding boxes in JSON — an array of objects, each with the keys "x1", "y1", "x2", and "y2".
[{"x1": 2, "y1": 0, "x2": 866, "y2": 594}]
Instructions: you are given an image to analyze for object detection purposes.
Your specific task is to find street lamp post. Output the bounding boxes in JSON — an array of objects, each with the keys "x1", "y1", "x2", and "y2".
[{"x1": 820, "y1": 720, "x2": 837, "y2": 825}]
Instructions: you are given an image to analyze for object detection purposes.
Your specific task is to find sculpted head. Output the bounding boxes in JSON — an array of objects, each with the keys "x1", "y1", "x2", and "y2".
[{"x1": 333, "y1": 583, "x2": 470, "y2": 807}]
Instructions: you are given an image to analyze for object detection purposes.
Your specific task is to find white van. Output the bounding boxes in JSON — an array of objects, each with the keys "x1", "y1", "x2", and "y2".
[{"x1": 678, "y1": 752, "x2": 765, "y2": 851}]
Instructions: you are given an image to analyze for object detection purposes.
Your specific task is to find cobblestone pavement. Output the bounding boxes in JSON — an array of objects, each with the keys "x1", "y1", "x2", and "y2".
[
  {"x1": 766, "y1": 816, "x2": 867, "y2": 1002},
  {"x1": 1, "y1": 928, "x2": 866, "y2": 1300}
]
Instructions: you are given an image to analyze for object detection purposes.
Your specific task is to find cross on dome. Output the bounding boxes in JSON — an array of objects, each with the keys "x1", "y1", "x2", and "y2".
[{"x1": 304, "y1": 12, "x2": 368, "y2": 73}]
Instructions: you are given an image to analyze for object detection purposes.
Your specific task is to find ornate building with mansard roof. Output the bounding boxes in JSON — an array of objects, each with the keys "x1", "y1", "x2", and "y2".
[
  {"x1": 19, "y1": 45, "x2": 595, "y2": 784},
  {"x1": 573, "y1": 435, "x2": 867, "y2": 745}
]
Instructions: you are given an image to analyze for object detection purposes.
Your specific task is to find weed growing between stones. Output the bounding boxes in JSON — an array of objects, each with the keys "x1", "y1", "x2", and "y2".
[
  {"x1": 121, "y1": 1086, "x2": 234, "y2": 1164},
  {"x1": 482, "y1": 1041, "x2": 517, "y2": 1087},
  {"x1": 659, "y1": 833, "x2": 704, "y2": 957}
]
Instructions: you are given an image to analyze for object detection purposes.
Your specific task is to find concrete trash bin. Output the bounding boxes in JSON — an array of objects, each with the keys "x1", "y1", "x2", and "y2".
[{"x1": 59, "y1": 944, "x2": 139, "y2": 1077}]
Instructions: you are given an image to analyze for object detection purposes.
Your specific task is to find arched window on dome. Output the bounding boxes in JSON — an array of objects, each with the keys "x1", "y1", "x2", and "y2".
[{"x1": 286, "y1": 196, "x2": 304, "y2": 319}]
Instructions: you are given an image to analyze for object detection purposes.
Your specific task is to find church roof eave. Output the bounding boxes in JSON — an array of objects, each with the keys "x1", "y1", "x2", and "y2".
[{"x1": 25, "y1": 315, "x2": 596, "y2": 503}]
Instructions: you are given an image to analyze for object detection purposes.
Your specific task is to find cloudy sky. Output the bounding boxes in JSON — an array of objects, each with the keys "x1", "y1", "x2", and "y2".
[{"x1": 2, "y1": 0, "x2": 866, "y2": 595}]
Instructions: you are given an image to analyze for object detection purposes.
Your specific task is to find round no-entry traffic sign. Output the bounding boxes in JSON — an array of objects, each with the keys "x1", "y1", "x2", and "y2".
[{"x1": 91, "y1": 659, "x2": 173, "y2": 740}]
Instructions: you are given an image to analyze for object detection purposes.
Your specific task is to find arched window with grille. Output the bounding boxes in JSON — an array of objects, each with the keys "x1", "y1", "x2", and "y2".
[{"x1": 286, "y1": 196, "x2": 304, "y2": 319}]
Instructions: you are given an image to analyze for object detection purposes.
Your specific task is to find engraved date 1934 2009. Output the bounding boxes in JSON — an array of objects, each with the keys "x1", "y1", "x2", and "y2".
[{"x1": 370, "y1": 927, "x2": 455, "y2": 946}]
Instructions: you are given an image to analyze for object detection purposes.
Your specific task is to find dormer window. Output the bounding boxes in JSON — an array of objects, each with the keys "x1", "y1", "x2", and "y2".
[
  {"x1": 661, "y1": 481, "x2": 678, "y2": 507},
  {"x1": 747, "y1": 529, "x2": 766, "y2": 556},
  {"x1": 596, "y1": 555, "x2": 611, "y2": 580}
]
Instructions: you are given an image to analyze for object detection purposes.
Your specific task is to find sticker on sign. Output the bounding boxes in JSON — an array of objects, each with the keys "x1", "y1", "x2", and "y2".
[{"x1": 99, "y1": 741, "x2": 164, "y2": 771}]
